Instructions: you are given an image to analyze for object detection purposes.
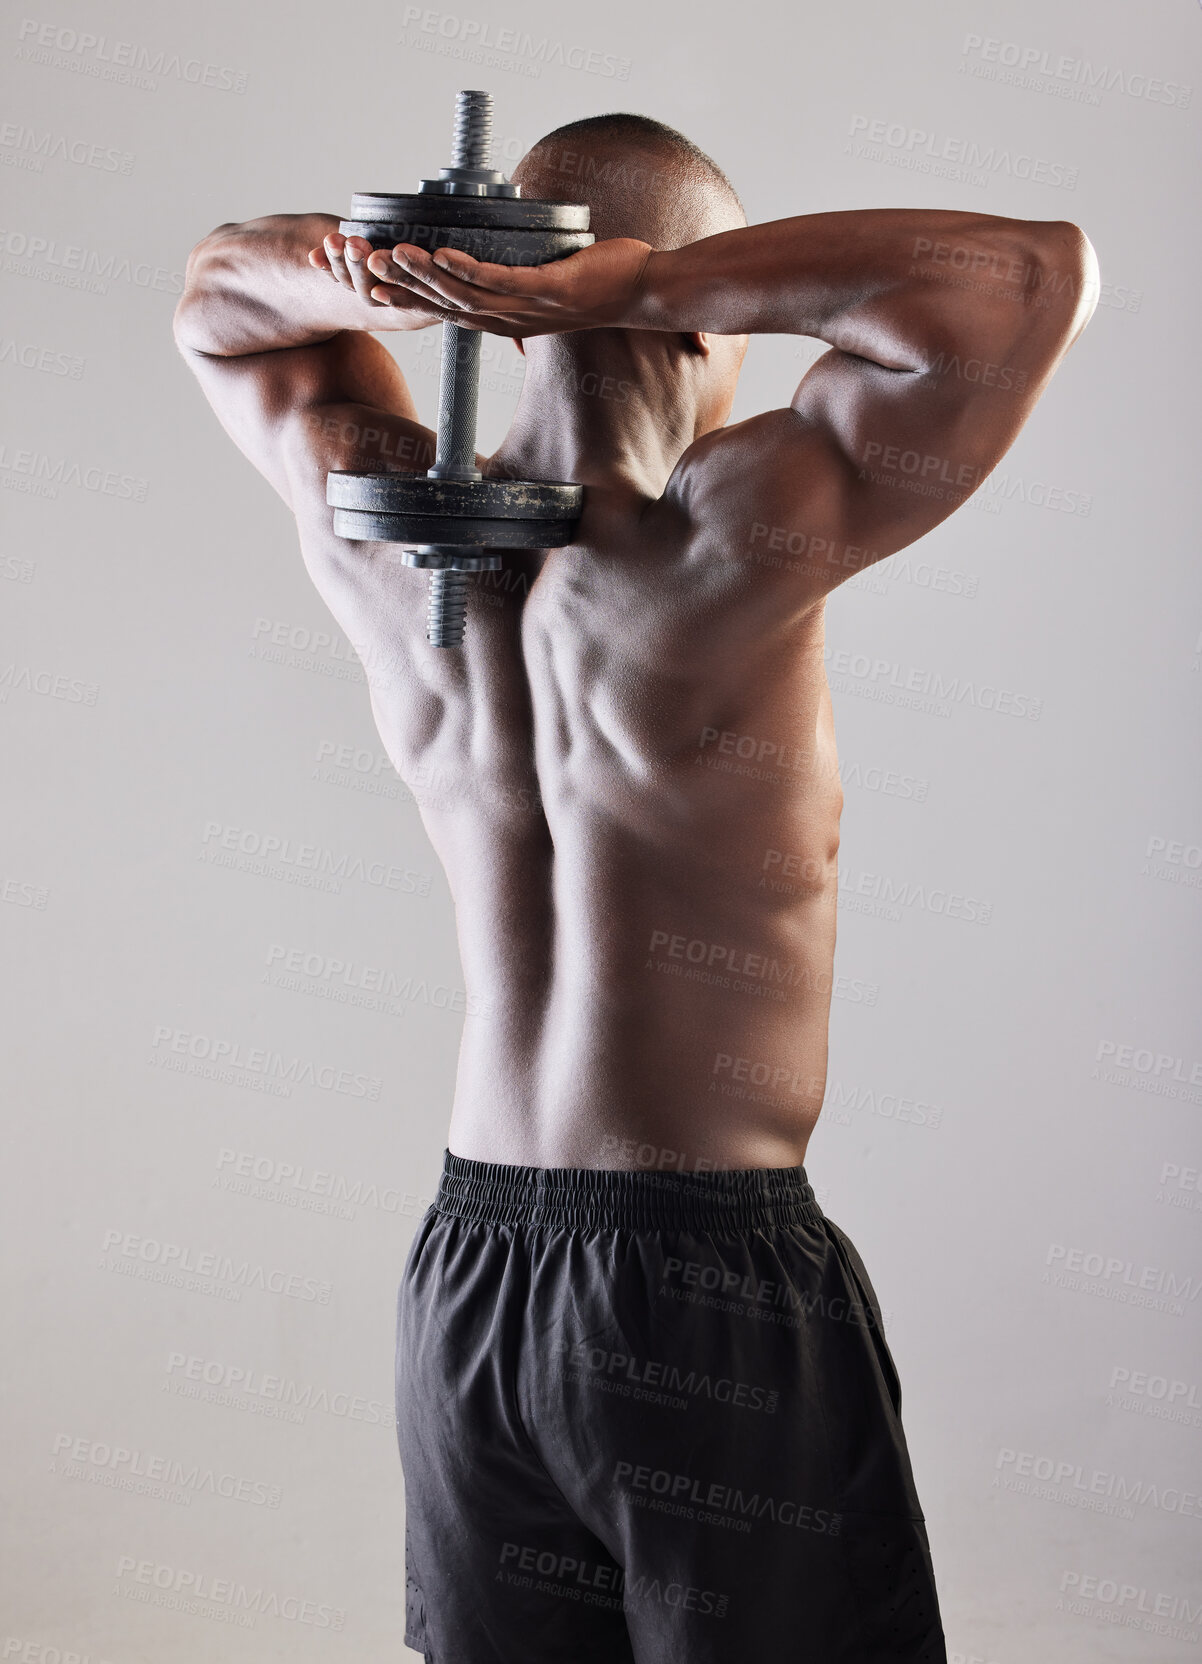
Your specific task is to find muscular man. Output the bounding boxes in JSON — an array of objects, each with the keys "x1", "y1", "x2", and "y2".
[{"x1": 175, "y1": 112, "x2": 1095, "y2": 1663}]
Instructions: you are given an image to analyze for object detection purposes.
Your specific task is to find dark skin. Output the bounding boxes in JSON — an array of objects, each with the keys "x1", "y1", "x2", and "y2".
[{"x1": 174, "y1": 155, "x2": 1096, "y2": 1171}]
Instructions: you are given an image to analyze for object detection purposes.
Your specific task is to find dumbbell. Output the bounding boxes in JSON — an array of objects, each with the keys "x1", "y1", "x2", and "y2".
[{"x1": 325, "y1": 89, "x2": 595, "y2": 647}]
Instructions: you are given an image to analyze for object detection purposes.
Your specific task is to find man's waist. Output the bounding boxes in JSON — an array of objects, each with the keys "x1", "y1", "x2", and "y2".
[{"x1": 433, "y1": 1149, "x2": 824, "y2": 1233}]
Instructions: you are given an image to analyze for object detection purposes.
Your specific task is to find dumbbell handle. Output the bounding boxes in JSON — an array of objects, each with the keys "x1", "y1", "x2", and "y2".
[{"x1": 430, "y1": 324, "x2": 482, "y2": 482}]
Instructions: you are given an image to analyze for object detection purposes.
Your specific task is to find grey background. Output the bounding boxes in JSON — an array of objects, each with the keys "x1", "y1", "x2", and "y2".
[{"x1": 2, "y1": 0, "x2": 1199, "y2": 1659}]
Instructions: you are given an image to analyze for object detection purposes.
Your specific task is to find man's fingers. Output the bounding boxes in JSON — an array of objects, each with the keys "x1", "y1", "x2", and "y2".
[
  {"x1": 381, "y1": 247, "x2": 482, "y2": 311},
  {"x1": 357, "y1": 242, "x2": 553, "y2": 335},
  {"x1": 368, "y1": 284, "x2": 444, "y2": 320},
  {"x1": 369, "y1": 248, "x2": 454, "y2": 308},
  {"x1": 433, "y1": 251, "x2": 561, "y2": 310},
  {"x1": 367, "y1": 247, "x2": 437, "y2": 294},
  {"x1": 429, "y1": 250, "x2": 539, "y2": 298},
  {"x1": 392, "y1": 246, "x2": 545, "y2": 314},
  {"x1": 308, "y1": 244, "x2": 333, "y2": 273},
  {"x1": 323, "y1": 231, "x2": 353, "y2": 288},
  {"x1": 366, "y1": 249, "x2": 402, "y2": 282},
  {"x1": 428, "y1": 249, "x2": 488, "y2": 284},
  {"x1": 342, "y1": 236, "x2": 382, "y2": 303}
]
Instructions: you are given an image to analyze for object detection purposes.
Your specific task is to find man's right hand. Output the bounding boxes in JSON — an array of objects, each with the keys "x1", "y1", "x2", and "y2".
[{"x1": 309, "y1": 229, "x2": 450, "y2": 329}]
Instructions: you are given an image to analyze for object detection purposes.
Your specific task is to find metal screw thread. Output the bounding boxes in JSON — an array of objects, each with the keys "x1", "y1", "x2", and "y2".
[
  {"x1": 450, "y1": 90, "x2": 493, "y2": 169},
  {"x1": 427, "y1": 568, "x2": 469, "y2": 648}
]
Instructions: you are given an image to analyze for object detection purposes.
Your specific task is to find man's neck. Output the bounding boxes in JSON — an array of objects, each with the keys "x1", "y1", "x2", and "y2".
[{"x1": 488, "y1": 333, "x2": 707, "y2": 499}]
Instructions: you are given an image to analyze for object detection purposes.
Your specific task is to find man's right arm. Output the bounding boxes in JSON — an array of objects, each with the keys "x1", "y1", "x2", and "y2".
[{"x1": 173, "y1": 213, "x2": 441, "y2": 506}]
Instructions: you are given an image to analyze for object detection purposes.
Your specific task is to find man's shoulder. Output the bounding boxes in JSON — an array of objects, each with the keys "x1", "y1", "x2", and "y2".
[{"x1": 650, "y1": 406, "x2": 846, "y2": 558}]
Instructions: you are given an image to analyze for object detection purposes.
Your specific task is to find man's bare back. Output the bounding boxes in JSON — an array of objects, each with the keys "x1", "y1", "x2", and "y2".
[{"x1": 175, "y1": 139, "x2": 1096, "y2": 1175}]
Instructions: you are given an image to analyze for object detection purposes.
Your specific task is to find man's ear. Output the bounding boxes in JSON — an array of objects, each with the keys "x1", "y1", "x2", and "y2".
[{"x1": 685, "y1": 331, "x2": 713, "y2": 357}]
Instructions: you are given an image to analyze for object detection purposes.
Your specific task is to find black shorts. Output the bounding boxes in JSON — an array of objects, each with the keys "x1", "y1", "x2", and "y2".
[{"x1": 396, "y1": 1152, "x2": 946, "y2": 1663}]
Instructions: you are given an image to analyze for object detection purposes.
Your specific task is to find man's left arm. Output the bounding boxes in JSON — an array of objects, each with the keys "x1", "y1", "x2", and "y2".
[{"x1": 359, "y1": 211, "x2": 1099, "y2": 590}]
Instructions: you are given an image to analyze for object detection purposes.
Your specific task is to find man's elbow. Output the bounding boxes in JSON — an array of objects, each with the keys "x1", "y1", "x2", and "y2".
[
  {"x1": 172, "y1": 224, "x2": 242, "y2": 357},
  {"x1": 1028, "y1": 219, "x2": 1100, "y2": 338}
]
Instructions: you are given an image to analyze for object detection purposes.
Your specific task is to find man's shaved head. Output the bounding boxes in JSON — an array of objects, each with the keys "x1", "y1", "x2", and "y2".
[{"x1": 514, "y1": 114, "x2": 746, "y2": 250}]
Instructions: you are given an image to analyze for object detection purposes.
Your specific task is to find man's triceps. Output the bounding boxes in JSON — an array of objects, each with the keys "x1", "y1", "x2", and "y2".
[{"x1": 681, "y1": 410, "x2": 900, "y2": 597}]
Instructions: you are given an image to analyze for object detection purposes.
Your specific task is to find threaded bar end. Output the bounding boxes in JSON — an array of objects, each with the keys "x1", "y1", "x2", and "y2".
[
  {"x1": 450, "y1": 90, "x2": 493, "y2": 170},
  {"x1": 426, "y1": 568, "x2": 469, "y2": 648}
]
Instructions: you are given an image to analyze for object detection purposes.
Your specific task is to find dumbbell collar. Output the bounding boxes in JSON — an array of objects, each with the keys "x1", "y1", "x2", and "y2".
[{"x1": 420, "y1": 169, "x2": 518, "y2": 197}]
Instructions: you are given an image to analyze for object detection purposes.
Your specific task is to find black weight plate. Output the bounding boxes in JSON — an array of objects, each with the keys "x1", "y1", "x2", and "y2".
[
  {"x1": 332, "y1": 509, "x2": 579, "y2": 548},
  {"x1": 327, "y1": 473, "x2": 583, "y2": 519},
  {"x1": 349, "y1": 193, "x2": 590, "y2": 231},
  {"x1": 339, "y1": 220, "x2": 593, "y2": 267}
]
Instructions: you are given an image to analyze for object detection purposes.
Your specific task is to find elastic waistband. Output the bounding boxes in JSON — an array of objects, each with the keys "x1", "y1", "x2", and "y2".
[{"x1": 434, "y1": 1150, "x2": 825, "y2": 1233}]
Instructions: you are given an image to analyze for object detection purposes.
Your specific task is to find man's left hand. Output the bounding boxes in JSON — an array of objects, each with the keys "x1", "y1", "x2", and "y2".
[{"x1": 361, "y1": 237, "x2": 655, "y2": 337}]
